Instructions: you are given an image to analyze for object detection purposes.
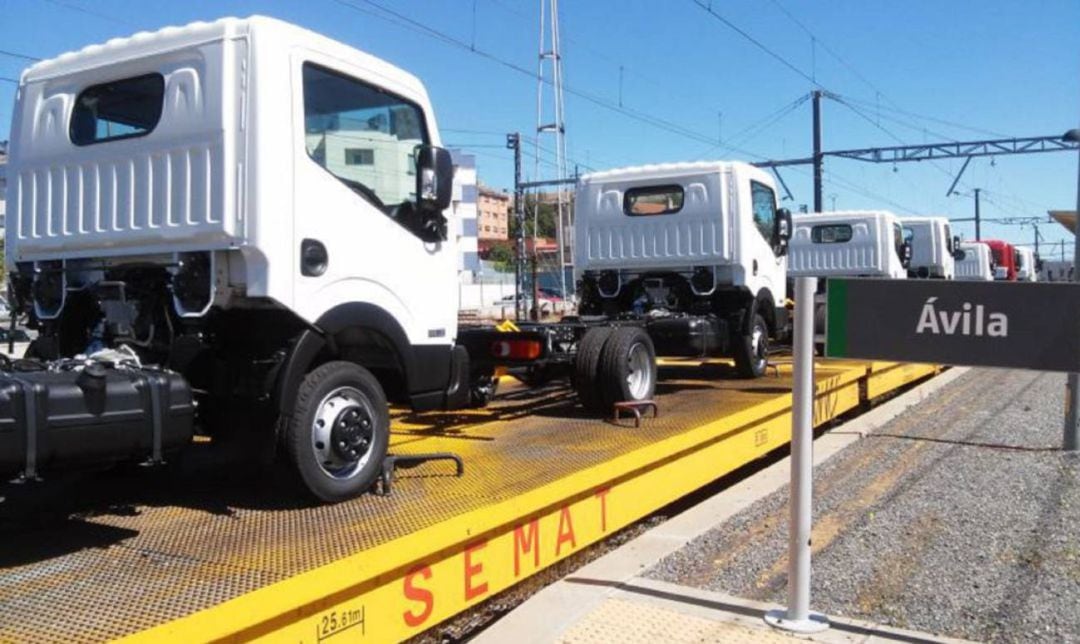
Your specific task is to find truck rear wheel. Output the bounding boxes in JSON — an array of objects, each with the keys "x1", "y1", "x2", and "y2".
[
  {"x1": 574, "y1": 327, "x2": 614, "y2": 413},
  {"x1": 598, "y1": 327, "x2": 657, "y2": 408},
  {"x1": 286, "y1": 361, "x2": 389, "y2": 502},
  {"x1": 733, "y1": 312, "x2": 769, "y2": 378}
]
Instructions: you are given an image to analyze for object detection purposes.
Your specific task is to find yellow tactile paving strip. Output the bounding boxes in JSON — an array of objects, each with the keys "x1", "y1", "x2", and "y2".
[
  {"x1": 560, "y1": 597, "x2": 790, "y2": 643},
  {"x1": 0, "y1": 359, "x2": 924, "y2": 642}
]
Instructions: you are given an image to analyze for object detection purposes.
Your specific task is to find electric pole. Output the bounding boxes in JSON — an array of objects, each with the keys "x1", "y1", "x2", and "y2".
[
  {"x1": 973, "y1": 188, "x2": 982, "y2": 241},
  {"x1": 507, "y1": 132, "x2": 525, "y2": 322},
  {"x1": 812, "y1": 90, "x2": 823, "y2": 213}
]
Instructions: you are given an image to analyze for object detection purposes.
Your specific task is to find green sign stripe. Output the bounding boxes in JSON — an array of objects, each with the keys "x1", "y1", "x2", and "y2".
[{"x1": 826, "y1": 279, "x2": 848, "y2": 357}]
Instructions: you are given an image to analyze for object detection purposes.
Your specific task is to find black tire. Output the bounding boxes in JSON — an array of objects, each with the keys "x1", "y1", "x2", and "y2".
[
  {"x1": 733, "y1": 312, "x2": 770, "y2": 379},
  {"x1": 286, "y1": 361, "x2": 389, "y2": 503},
  {"x1": 597, "y1": 327, "x2": 657, "y2": 408},
  {"x1": 574, "y1": 327, "x2": 614, "y2": 413}
]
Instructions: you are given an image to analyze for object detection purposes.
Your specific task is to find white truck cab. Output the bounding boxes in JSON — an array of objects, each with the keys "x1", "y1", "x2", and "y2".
[
  {"x1": 900, "y1": 216, "x2": 960, "y2": 279},
  {"x1": 788, "y1": 210, "x2": 909, "y2": 279},
  {"x1": 955, "y1": 241, "x2": 995, "y2": 281},
  {"x1": 787, "y1": 210, "x2": 909, "y2": 351},
  {"x1": 3, "y1": 16, "x2": 467, "y2": 501},
  {"x1": 1015, "y1": 246, "x2": 1038, "y2": 281},
  {"x1": 573, "y1": 161, "x2": 792, "y2": 378}
]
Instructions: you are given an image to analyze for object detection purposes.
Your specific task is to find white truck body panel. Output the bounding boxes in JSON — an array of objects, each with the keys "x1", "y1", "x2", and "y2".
[
  {"x1": 1016, "y1": 247, "x2": 1037, "y2": 281},
  {"x1": 8, "y1": 20, "x2": 245, "y2": 260},
  {"x1": 574, "y1": 161, "x2": 786, "y2": 302},
  {"x1": 901, "y1": 216, "x2": 955, "y2": 279},
  {"x1": 955, "y1": 241, "x2": 994, "y2": 281},
  {"x1": 5, "y1": 16, "x2": 457, "y2": 348},
  {"x1": 788, "y1": 210, "x2": 906, "y2": 279}
]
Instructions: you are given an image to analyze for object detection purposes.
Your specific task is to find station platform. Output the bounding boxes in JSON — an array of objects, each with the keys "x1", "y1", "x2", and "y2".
[
  {"x1": 0, "y1": 358, "x2": 937, "y2": 643},
  {"x1": 476, "y1": 366, "x2": 969, "y2": 644},
  {"x1": 478, "y1": 366, "x2": 1080, "y2": 643}
]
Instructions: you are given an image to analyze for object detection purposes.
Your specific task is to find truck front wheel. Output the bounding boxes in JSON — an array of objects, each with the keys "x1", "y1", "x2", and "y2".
[
  {"x1": 287, "y1": 361, "x2": 389, "y2": 502},
  {"x1": 733, "y1": 312, "x2": 769, "y2": 378}
]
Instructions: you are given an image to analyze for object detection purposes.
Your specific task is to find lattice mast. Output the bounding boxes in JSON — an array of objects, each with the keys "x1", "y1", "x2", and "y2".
[{"x1": 534, "y1": 0, "x2": 570, "y2": 297}]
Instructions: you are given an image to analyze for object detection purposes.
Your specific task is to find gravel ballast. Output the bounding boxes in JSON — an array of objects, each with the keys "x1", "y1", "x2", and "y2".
[{"x1": 645, "y1": 368, "x2": 1080, "y2": 642}]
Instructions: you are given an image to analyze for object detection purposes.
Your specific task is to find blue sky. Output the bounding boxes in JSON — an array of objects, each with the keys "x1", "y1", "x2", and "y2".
[{"x1": 2, "y1": 0, "x2": 1078, "y2": 253}]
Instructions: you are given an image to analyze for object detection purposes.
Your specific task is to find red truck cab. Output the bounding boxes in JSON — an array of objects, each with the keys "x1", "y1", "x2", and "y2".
[{"x1": 983, "y1": 239, "x2": 1017, "y2": 281}]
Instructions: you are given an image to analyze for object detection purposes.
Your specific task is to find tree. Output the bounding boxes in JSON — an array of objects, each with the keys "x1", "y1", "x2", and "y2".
[
  {"x1": 508, "y1": 193, "x2": 570, "y2": 241},
  {"x1": 486, "y1": 242, "x2": 515, "y2": 272}
]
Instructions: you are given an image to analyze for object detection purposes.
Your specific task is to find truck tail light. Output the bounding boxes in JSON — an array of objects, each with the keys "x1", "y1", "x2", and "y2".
[{"x1": 491, "y1": 339, "x2": 542, "y2": 361}]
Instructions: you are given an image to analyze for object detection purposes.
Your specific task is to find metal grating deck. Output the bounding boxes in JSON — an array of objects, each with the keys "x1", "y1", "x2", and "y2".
[{"x1": 0, "y1": 359, "x2": 910, "y2": 642}]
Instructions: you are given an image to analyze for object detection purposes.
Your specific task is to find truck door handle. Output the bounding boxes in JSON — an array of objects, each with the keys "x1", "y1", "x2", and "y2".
[
  {"x1": 753, "y1": 259, "x2": 759, "y2": 276},
  {"x1": 301, "y1": 239, "x2": 328, "y2": 276}
]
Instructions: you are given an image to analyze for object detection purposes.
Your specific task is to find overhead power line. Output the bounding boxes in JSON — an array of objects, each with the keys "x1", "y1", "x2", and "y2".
[
  {"x1": 689, "y1": 0, "x2": 821, "y2": 88},
  {"x1": 766, "y1": 0, "x2": 1011, "y2": 141},
  {"x1": 332, "y1": 0, "x2": 771, "y2": 161},
  {"x1": 0, "y1": 49, "x2": 41, "y2": 62},
  {"x1": 837, "y1": 95, "x2": 1010, "y2": 140}
]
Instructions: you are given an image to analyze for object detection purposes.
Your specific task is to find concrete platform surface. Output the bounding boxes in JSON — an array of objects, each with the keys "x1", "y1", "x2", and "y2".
[{"x1": 476, "y1": 367, "x2": 973, "y2": 644}]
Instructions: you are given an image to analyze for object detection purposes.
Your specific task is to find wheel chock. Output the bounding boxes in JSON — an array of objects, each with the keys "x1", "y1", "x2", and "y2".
[
  {"x1": 611, "y1": 400, "x2": 659, "y2": 427},
  {"x1": 374, "y1": 452, "x2": 465, "y2": 496}
]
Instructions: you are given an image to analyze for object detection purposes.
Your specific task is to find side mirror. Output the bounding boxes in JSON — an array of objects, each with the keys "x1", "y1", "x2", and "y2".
[
  {"x1": 901, "y1": 241, "x2": 913, "y2": 268},
  {"x1": 773, "y1": 208, "x2": 792, "y2": 256},
  {"x1": 951, "y1": 235, "x2": 964, "y2": 260},
  {"x1": 415, "y1": 145, "x2": 454, "y2": 212}
]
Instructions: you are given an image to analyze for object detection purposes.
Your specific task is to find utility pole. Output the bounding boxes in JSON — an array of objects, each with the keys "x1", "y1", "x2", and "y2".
[
  {"x1": 507, "y1": 132, "x2": 525, "y2": 322},
  {"x1": 812, "y1": 90, "x2": 823, "y2": 213},
  {"x1": 973, "y1": 188, "x2": 982, "y2": 241}
]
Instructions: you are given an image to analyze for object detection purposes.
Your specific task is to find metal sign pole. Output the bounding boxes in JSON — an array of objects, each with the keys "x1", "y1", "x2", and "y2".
[
  {"x1": 1064, "y1": 129, "x2": 1080, "y2": 451},
  {"x1": 765, "y1": 276, "x2": 829, "y2": 634}
]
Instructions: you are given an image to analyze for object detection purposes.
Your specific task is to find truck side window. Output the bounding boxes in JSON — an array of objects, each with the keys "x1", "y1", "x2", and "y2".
[
  {"x1": 624, "y1": 185, "x2": 684, "y2": 216},
  {"x1": 749, "y1": 181, "x2": 777, "y2": 243},
  {"x1": 810, "y1": 224, "x2": 852, "y2": 243},
  {"x1": 70, "y1": 73, "x2": 164, "y2": 146},
  {"x1": 302, "y1": 62, "x2": 428, "y2": 222},
  {"x1": 893, "y1": 222, "x2": 905, "y2": 260}
]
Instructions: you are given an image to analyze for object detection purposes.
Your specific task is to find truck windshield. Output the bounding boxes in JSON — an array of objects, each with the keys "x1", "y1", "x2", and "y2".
[{"x1": 302, "y1": 63, "x2": 428, "y2": 214}]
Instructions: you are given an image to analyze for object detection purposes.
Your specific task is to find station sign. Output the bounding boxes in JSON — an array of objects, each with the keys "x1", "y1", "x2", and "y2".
[{"x1": 825, "y1": 279, "x2": 1080, "y2": 372}]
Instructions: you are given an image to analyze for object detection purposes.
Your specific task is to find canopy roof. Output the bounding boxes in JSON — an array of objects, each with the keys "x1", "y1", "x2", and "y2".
[{"x1": 1050, "y1": 210, "x2": 1079, "y2": 234}]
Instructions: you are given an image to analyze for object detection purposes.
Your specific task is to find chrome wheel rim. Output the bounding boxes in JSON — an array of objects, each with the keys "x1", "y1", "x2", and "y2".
[
  {"x1": 311, "y1": 386, "x2": 376, "y2": 480},
  {"x1": 626, "y1": 342, "x2": 654, "y2": 400}
]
